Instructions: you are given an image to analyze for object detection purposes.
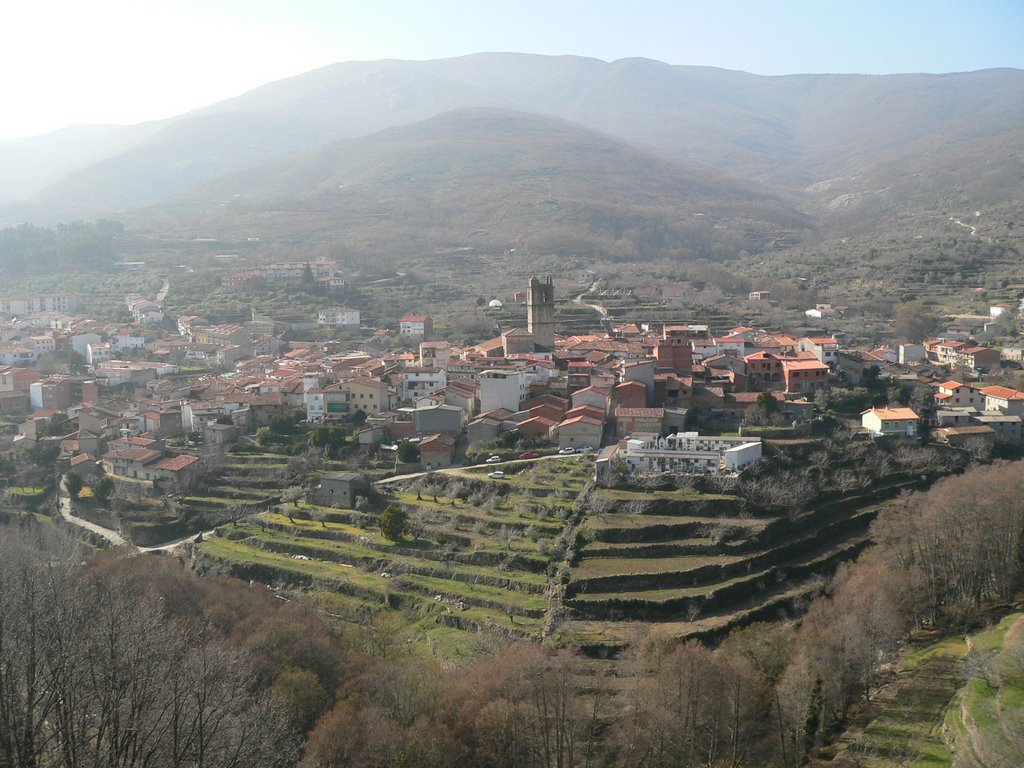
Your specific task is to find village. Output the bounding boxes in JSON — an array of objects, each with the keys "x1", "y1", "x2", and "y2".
[{"x1": 1, "y1": 260, "x2": 1023, "y2": 512}]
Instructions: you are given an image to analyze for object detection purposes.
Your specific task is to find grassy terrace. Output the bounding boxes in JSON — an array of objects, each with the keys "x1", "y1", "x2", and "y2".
[
  {"x1": 237, "y1": 522, "x2": 550, "y2": 588},
  {"x1": 571, "y1": 553, "x2": 742, "y2": 579},
  {"x1": 559, "y1": 474, "x2": 893, "y2": 654},
  {"x1": 389, "y1": 491, "x2": 567, "y2": 531},
  {"x1": 570, "y1": 528, "x2": 871, "y2": 606},
  {"x1": 201, "y1": 534, "x2": 547, "y2": 621},
  {"x1": 195, "y1": 448, "x2": 904, "y2": 661},
  {"x1": 583, "y1": 514, "x2": 767, "y2": 546},
  {"x1": 942, "y1": 614, "x2": 1024, "y2": 768},
  {"x1": 197, "y1": 458, "x2": 590, "y2": 652},
  {"x1": 593, "y1": 487, "x2": 737, "y2": 503}
]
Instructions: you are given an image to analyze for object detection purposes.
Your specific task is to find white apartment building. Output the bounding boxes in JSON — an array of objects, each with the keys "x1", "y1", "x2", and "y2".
[
  {"x1": 318, "y1": 308, "x2": 360, "y2": 328},
  {"x1": 479, "y1": 369, "x2": 528, "y2": 413},
  {"x1": 601, "y1": 432, "x2": 763, "y2": 477}
]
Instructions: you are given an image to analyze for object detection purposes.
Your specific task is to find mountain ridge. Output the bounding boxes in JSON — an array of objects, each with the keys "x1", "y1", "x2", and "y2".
[
  {"x1": 0, "y1": 53, "x2": 1020, "y2": 262},
  {"x1": 140, "y1": 107, "x2": 809, "y2": 262}
]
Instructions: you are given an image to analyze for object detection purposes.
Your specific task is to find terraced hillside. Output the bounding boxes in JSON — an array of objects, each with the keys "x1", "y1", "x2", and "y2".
[
  {"x1": 823, "y1": 613, "x2": 1024, "y2": 768},
  {"x1": 555, "y1": 473, "x2": 932, "y2": 656},
  {"x1": 945, "y1": 614, "x2": 1024, "y2": 768},
  {"x1": 189, "y1": 439, "x2": 952, "y2": 665},
  {"x1": 196, "y1": 457, "x2": 593, "y2": 651}
]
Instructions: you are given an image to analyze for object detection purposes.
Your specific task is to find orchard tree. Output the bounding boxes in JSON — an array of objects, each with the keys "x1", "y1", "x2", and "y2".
[
  {"x1": 894, "y1": 300, "x2": 939, "y2": 342},
  {"x1": 755, "y1": 391, "x2": 780, "y2": 421}
]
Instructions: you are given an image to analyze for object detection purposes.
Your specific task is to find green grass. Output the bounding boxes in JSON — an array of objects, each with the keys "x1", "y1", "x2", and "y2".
[
  {"x1": 568, "y1": 571, "x2": 757, "y2": 603},
  {"x1": 8, "y1": 486, "x2": 47, "y2": 497},
  {"x1": 240, "y1": 522, "x2": 550, "y2": 586},
  {"x1": 395, "y1": 572, "x2": 548, "y2": 614},
  {"x1": 832, "y1": 616, "x2": 1024, "y2": 768},
  {"x1": 585, "y1": 512, "x2": 765, "y2": 530},
  {"x1": 201, "y1": 535, "x2": 388, "y2": 592},
  {"x1": 593, "y1": 487, "x2": 737, "y2": 502},
  {"x1": 944, "y1": 614, "x2": 1024, "y2": 768},
  {"x1": 391, "y1": 491, "x2": 565, "y2": 530},
  {"x1": 554, "y1": 580, "x2": 816, "y2": 647},
  {"x1": 571, "y1": 553, "x2": 741, "y2": 579},
  {"x1": 201, "y1": 533, "x2": 547, "y2": 643}
]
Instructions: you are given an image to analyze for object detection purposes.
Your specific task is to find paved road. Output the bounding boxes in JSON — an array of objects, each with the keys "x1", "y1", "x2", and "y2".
[{"x1": 374, "y1": 453, "x2": 585, "y2": 486}]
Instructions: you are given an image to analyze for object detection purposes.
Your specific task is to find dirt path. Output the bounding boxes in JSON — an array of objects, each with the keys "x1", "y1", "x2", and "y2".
[
  {"x1": 57, "y1": 476, "x2": 211, "y2": 552},
  {"x1": 155, "y1": 277, "x2": 170, "y2": 302},
  {"x1": 57, "y1": 480, "x2": 129, "y2": 547}
]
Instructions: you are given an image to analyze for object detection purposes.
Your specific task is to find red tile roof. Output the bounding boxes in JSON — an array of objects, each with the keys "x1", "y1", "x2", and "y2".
[
  {"x1": 862, "y1": 407, "x2": 920, "y2": 420},
  {"x1": 980, "y1": 385, "x2": 1024, "y2": 401},
  {"x1": 153, "y1": 454, "x2": 201, "y2": 472},
  {"x1": 615, "y1": 407, "x2": 665, "y2": 417},
  {"x1": 557, "y1": 414, "x2": 603, "y2": 428},
  {"x1": 782, "y1": 359, "x2": 829, "y2": 371}
]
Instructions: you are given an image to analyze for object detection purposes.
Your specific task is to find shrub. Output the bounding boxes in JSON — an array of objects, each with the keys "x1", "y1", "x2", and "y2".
[
  {"x1": 379, "y1": 505, "x2": 407, "y2": 541},
  {"x1": 65, "y1": 471, "x2": 84, "y2": 499},
  {"x1": 92, "y1": 477, "x2": 115, "y2": 503}
]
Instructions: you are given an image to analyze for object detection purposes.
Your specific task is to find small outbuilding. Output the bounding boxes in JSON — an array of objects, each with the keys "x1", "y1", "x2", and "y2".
[{"x1": 315, "y1": 472, "x2": 367, "y2": 508}]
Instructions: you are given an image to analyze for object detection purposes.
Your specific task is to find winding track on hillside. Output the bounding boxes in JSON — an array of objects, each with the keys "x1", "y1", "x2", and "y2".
[{"x1": 57, "y1": 477, "x2": 212, "y2": 552}]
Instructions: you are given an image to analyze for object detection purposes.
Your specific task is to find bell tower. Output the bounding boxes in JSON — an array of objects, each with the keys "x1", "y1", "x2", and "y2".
[{"x1": 526, "y1": 276, "x2": 555, "y2": 349}]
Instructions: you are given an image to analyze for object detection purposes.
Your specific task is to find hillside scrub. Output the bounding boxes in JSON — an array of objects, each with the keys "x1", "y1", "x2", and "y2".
[{"x1": 776, "y1": 460, "x2": 1024, "y2": 762}]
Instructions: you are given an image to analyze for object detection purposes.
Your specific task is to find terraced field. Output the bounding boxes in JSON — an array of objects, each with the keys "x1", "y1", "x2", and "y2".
[
  {"x1": 192, "y1": 447, "x2": 939, "y2": 661},
  {"x1": 555, "y1": 476, "x2": 928, "y2": 655},
  {"x1": 825, "y1": 613, "x2": 1024, "y2": 768},
  {"x1": 196, "y1": 456, "x2": 594, "y2": 650}
]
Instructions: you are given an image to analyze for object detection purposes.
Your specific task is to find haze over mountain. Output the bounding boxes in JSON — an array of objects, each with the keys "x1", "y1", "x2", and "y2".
[
  {"x1": 2, "y1": 53, "x2": 1022, "y2": 256},
  {"x1": 150, "y1": 108, "x2": 808, "y2": 260}
]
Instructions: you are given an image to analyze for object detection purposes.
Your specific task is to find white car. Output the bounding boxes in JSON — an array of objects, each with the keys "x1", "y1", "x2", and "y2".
[
  {"x1": 485, "y1": 455, "x2": 502, "y2": 463},
  {"x1": 487, "y1": 471, "x2": 505, "y2": 479},
  {"x1": 558, "y1": 447, "x2": 576, "y2": 455}
]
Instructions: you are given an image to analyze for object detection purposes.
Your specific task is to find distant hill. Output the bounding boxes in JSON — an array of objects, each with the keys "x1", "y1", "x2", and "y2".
[
  {"x1": 0, "y1": 122, "x2": 158, "y2": 207},
  {"x1": 13, "y1": 55, "x2": 1021, "y2": 208},
  {"x1": 0, "y1": 53, "x2": 1021, "y2": 258},
  {"x1": 144, "y1": 108, "x2": 810, "y2": 262}
]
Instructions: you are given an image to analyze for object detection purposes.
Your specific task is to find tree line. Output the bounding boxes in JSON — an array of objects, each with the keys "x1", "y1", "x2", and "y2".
[{"x1": 0, "y1": 220, "x2": 123, "y2": 278}]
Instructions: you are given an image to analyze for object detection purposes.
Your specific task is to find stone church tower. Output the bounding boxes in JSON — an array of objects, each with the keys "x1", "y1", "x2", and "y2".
[{"x1": 527, "y1": 276, "x2": 555, "y2": 349}]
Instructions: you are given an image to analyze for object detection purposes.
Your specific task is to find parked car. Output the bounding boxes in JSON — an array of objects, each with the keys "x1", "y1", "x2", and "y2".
[
  {"x1": 487, "y1": 471, "x2": 505, "y2": 479},
  {"x1": 485, "y1": 455, "x2": 502, "y2": 463},
  {"x1": 558, "y1": 447, "x2": 576, "y2": 455},
  {"x1": 519, "y1": 451, "x2": 541, "y2": 459}
]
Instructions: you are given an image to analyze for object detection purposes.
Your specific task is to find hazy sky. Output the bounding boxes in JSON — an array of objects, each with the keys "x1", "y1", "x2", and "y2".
[{"x1": 4, "y1": 0, "x2": 1023, "y2": 141}]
